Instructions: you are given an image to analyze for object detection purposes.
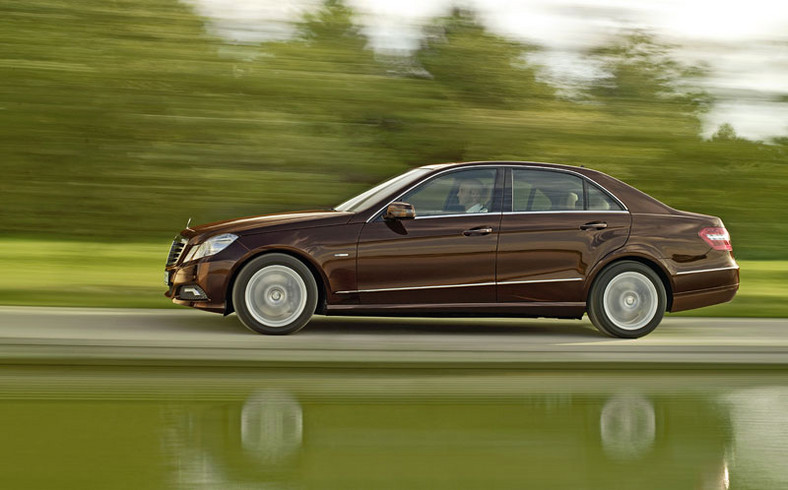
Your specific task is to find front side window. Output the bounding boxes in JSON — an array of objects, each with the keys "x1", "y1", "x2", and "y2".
[{"x1": 401, "y1": 168, "x2": 497, "y2": 217}]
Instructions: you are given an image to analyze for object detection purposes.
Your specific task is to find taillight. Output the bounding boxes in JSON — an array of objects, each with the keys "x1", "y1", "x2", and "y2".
[{"x1": 699, "y1": 227, "x2": 732, "y2": 251}]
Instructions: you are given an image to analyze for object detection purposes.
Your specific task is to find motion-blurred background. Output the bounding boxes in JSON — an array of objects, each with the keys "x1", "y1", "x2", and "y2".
[{"x1": 1, "y1": 0, "x2": 786, "y2": 311}]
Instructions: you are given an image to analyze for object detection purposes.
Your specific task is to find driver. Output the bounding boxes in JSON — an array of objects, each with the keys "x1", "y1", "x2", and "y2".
[{"x1": 457, "y1": 178, "x2": 488, "y2": 213}]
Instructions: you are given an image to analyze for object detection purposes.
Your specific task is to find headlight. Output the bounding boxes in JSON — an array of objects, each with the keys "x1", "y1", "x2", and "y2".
[{"x1": 184, "y1": 233, "x2": 238, "y2": 262}]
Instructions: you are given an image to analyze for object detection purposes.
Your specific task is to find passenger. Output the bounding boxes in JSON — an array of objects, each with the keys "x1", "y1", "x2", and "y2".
[{"x1": 457, "y1": 178, "x2": 489, "y2": 213}]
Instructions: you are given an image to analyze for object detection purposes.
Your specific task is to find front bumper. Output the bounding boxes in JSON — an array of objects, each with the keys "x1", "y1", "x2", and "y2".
[{"x1": 165, "y1": 258, "x2": 237, "y2": 314}]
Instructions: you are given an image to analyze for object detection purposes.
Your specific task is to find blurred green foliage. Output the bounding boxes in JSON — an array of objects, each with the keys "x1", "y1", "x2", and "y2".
[
  {"x1": 0, "y1": 239, "x2": 170, "y2": 309},
  {"x1": 1, "y1": 1, "x2": 786, "y2": 259}
]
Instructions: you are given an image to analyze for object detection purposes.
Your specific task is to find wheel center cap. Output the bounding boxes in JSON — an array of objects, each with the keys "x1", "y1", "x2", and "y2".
[
  {"x1": 624, "y1": 295, "x2": 637, "y2": 307},
  {"x1": 269, "y1": 288, "x2": 285, "y2": 304}
]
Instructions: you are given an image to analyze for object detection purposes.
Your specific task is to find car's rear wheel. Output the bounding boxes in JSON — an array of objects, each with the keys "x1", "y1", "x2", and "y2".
[
  {"x1": 588, "y1": 261, "x2": 666, "y2": 338},
  {"x1": 233, "y1": 254, "x2": 317, "y2": 335}
]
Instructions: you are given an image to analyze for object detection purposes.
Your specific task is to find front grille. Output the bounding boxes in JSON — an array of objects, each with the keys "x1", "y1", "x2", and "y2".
[{"x1": 166, "y1": 236, "x2": 188, "y2": 267}]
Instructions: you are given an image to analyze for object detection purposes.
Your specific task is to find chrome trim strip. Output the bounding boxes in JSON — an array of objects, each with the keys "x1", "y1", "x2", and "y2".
[
  {"x1": 366, "y1": 163, "x2": 629, "y2": 224},
  {"x1": 336, "y1": 282, "x2": 496, "y2": 294},
  {"x1": 415, "y1": 212, "x2": 493, "y2": 220},
  {"x1": 335, "y1": 277, "x2": 583, "y2": 294},
  {"x1": 675, "y1": 266, "x2": 740, "y2": 276},
  {"x1": 499, "y1": 278, "x2": 583, "y2": 286},
  {"x1": 326, "y1": 301, "x2": 586, "y2": 311},
  {"x1": 502, "y1": 211, "x2": 629, "y2": 216}
]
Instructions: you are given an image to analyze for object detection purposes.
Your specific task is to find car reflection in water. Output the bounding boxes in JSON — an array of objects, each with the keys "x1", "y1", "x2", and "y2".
[
  {"x1": 164, "y1": 379, "x2": 737, "y2": 489},
  {"x1": 240, "y1": 390, "x2": 303, "y2": 465},
  {"x1": 599, "y1": 394, "x2": 657, "y2": 461},
  {"x1": 163, "y1": 390, "x2": 305, "y2": 488}
]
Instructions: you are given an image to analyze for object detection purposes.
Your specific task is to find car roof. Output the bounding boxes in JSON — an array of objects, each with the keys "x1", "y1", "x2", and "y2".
[{"x1": 421, "y1": 161, "x2": 587, "y2": 172}]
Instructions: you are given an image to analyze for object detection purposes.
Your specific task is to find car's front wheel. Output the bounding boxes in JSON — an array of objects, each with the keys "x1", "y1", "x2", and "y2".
[
  {"x1": 588, "y1": 261, "x2": 667, "y2": 338},
  {"x1": 232, "y1": 254, "x2": 318, "y2": 335}
]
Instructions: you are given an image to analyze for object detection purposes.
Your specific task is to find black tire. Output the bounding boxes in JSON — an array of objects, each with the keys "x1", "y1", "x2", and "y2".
[
  {"x1": 232, "y1": 253, "x2": 318, "y2": 335},
  {"x1": 588, "y1": 261, "x2": 667, "y2": 338}
]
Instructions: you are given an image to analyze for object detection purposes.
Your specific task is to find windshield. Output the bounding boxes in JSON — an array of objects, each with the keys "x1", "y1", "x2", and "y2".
[{"x1": 334, "y1": 168, "x2": 431, "y2": 213}]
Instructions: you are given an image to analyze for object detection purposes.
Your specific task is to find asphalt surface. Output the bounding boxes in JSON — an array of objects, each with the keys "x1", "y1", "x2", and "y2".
[{"x1": 0, "y1": 306, "x2": 786, "y2": 367}]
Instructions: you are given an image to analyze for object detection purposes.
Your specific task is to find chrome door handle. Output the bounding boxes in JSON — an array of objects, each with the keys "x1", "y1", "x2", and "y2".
[
  {"x1": 463, "y1": 227, "x2": 493, "y2": 236},
  {"x1": 580, "y1": 221, "x2": 608, "y2": 231}
]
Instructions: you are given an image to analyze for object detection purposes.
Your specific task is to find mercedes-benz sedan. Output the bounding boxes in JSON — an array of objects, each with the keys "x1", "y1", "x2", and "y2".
[{"x1": 165, "y1": 161, "x2": 739, "y2": 338}]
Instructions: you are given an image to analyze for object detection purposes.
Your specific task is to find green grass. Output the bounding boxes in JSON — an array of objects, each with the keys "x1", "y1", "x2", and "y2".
[
  {"x1": 670, "y1": 260, "x2": 788, "y2": 318},
  {"x1": 1, "y1": 239, "x2": 785, "y2": 317},
  {"x1": 0, "y1": 239, "x2": 177, "y2": 309}
]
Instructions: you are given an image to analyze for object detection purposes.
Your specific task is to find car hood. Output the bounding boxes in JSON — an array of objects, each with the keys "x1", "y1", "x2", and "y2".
[{"x1": 181, "y1": 210, "x2": 353, "y2": 239}]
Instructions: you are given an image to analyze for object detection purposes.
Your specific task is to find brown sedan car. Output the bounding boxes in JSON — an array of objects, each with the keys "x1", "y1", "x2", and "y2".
[{"x1": 165, "y1": 161, "x2": 739, "y2": 338}]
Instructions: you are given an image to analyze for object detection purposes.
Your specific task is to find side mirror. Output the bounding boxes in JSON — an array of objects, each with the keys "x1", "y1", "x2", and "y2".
[{"x1": 383, "y1": 202, "x2": 416, "y2": 220}]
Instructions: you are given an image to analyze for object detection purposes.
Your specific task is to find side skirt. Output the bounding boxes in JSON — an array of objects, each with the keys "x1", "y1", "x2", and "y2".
[{"x1": 324, "y1": 302, "x2": 586, "y2": 319}]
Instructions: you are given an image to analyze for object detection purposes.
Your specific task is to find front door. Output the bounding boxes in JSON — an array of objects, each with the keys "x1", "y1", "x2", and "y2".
[{"x1": 356, "y1": 167, "x2": 501, "y2": 305}]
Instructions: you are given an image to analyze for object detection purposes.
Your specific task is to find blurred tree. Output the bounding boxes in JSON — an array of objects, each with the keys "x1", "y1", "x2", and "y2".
[
  {"x1": 416, "y1": 8, "x2": 554, "y2": 108},
  {"x1": 296, "y1": 0, "x2": 375, "y2": 72},
  {"x1": 0, "y1": 0, "x2": 235, "y2": 236},
  {"x1": 711, "y1": 123, "x2": 743, "y2": 142},
  {"x1": 589, "y1": 31, "x2": 710, "y2": 136},
  {"x1": 578, "y1": 31, "x2": 712, "y2": 189},
  {"x1": 241, "y1": 0, "x2": 467, "y2": 178},
  {"x1": 407, "y1": 8, "x2": 564, "y2": 164},
  {"x1": 0, "y1": 0, "x2": 786, "y2": 259}
]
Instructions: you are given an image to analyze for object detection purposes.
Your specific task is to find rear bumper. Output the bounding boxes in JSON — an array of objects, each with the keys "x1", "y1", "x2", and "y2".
[{"x1": 669, "y1": 267, "x2": 739, "y2": 313}]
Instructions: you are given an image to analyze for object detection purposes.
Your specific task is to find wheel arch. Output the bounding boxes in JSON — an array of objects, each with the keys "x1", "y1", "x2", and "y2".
[
  {"x1": 586, "y1": 255, "x2": 674, "y2": 312},
  {"x1": 224, "y1": 247, "x2": 328, "y2": 316}
]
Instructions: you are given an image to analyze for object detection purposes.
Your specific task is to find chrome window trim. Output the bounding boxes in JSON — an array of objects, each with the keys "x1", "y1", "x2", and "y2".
[
  {"x1": 366, "y1": 163, "x2": 629, "y2": 223},
  {"x1": 675, "y1": 265, "x2": 740, "y2": 276},
  {"x1": 414, "y1": 212, "x2": 493, "y2": 220},
  {"x1": 335, "y1": 277, "x2": 583, "y2": 294},
  {"x1": 503, "y1": 210, "x2": 630, "y2": 216}
]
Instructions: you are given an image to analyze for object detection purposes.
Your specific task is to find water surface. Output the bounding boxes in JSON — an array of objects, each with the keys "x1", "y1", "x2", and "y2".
[{"x1": 1, "y1": 367, "x2": 786, "y2": 489}]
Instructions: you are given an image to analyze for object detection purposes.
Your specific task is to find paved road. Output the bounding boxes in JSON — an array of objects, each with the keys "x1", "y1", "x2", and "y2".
[{"x1": 1, "y1": 306, "x2": 786, "y2": 367}]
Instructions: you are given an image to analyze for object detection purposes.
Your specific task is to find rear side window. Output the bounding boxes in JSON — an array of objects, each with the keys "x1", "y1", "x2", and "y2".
[
  {"x1": 512, "y1": 169, "x2": 583, "y2": 212},
  {"x1": 512, "y1": 169, "x2": 623, "y2": 212},
  {"x1": 586, "y1": 181, "x2": 624, "y2": 210}
]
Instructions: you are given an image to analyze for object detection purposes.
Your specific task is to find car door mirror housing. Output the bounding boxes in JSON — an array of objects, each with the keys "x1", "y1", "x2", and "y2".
[{"x1": 384, "y1": 202, "x2": 416, "y2": 220}]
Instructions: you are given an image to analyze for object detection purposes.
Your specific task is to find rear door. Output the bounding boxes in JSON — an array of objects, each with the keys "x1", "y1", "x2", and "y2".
[{"x1": 496, "y1": 167, "x2": 631, "y2": 303}]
